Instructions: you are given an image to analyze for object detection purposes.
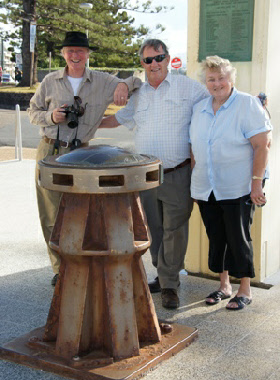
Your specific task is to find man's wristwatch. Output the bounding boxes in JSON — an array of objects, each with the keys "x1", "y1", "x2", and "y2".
[{"x1": 252, "y1": 176, "x2": 263, "y2": 180}]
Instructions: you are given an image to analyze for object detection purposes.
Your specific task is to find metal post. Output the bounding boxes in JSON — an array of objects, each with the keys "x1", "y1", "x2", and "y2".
[
  {"x1": 30, "y1": 51, "x2": 34, "y2": 88},
  {"x1": 85, "y1": 9, "x2": 89, "y2": 68},
  {"x1": 79, "y1": 3, "x2": 93, "y2": 68},
  {"x1": 15, "y1": 104, "x2": 23, "y2": 161},
  {"x1": 49, "y1": 51, "x2": 52, "y2": 73},
  {"x1": 0, "y1": 38, "x2": 3, "y2": 69}
]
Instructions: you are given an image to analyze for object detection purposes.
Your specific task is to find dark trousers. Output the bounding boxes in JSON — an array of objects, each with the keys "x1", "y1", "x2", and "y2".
[
  {"x1": 198, "y1": 192, "x2": 255, "y2": 279},
  {"x1": 140, "y1": 165, "x2": 193, "y2": 289}
]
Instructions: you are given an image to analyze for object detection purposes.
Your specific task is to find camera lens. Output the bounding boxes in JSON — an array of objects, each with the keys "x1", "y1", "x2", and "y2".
[{"x1": 68, "y1": 119, "x2": 78, "y2": 128}]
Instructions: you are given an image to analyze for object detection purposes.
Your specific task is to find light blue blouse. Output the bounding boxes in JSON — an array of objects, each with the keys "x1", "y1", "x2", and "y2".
[{"x1": 189, "y1": 88, "x2": 272, "y2": 201}]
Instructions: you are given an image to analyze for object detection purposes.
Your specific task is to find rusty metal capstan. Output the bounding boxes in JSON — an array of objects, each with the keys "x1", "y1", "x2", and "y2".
[
  {"x1": 39, "y1": 145, "x2": 163, "y2": 361},
  {"x1": 0, "y1": 145, "x2": 197, "y2": 380}
]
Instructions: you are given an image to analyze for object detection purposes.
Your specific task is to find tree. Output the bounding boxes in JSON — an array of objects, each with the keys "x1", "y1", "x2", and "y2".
[{"x1": 0, "y1": 0, "x2": 171, "y2": 86}]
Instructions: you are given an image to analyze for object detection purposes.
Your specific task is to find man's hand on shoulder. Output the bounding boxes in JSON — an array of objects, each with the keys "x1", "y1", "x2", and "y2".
[{"x1": 114, "y1": 83, "x2": 128, "y2": 106}]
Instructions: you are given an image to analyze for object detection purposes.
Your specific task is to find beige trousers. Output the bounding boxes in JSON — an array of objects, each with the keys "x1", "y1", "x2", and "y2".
[{"x1": 35, "y1": 139, "x2": 71, "y2": 274}]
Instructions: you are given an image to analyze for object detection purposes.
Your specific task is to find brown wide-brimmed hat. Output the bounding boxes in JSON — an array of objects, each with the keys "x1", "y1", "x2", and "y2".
[{"x1": 57, "y1": 31, "x2": 98, "y2": 51}]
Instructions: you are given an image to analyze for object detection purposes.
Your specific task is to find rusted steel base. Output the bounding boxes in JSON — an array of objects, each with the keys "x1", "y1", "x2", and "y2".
[{"x1": 0, "y1": 324, "x2": 197, "y2": 380}]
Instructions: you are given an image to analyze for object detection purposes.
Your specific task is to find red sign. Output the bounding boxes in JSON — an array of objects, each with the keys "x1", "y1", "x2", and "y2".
[{"x1": 171, "y1": 57, "x2": 182, "y2": 69}]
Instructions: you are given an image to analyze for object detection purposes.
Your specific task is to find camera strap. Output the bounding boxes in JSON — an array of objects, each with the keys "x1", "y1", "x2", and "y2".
[
  {"x1": 53, "y1": 126, "x2": 60, "y2": 155},
  {"x1": 70, "y1": 126, "x2": 82, "y2": 151},
  {"x1": 70, "y1": 96, "x2": 86, "y2": 150}
]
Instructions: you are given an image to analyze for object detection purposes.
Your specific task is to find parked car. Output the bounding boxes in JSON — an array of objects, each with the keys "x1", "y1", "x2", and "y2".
[{"x1": 2, "y1": 73, "x2": 15, "y2": 84}]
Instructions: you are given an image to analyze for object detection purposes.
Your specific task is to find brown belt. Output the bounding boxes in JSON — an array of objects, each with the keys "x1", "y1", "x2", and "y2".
[
  {"x1": 44, "y1": 136, "x2": 89, "y2": 148},
  {"x1": 164, "y1": 158, "x2": 191, "y2": 174}
]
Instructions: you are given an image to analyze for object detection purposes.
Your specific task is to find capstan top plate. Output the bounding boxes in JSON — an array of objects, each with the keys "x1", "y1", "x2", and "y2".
[
  {"x1": 41, "y1": 145, "x2": 159, "y2": 169},
  {"x1": 38, "y1": 145, "x2": 163, "y2": 194}
]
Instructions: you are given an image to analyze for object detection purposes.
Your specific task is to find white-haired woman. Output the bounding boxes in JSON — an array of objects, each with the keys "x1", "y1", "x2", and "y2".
[{"x1": 189, "y1": 56, "x2": 272, "y2": 310}]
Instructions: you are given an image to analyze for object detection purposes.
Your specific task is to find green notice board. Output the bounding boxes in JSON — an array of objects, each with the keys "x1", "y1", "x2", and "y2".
[{"x1": 199, "y1": 0, "x2": 255, "y2": 62}]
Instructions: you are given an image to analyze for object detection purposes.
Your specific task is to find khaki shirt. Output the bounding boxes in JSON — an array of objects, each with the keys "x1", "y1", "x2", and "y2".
[{"x1": 28, "y1": 67, "x2": 141, "y2": 144}]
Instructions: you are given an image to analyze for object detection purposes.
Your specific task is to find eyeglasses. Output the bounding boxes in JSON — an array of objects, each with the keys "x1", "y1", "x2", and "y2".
[{"x1": 142, "y1": 54, "x2": 166, "y2": 64}]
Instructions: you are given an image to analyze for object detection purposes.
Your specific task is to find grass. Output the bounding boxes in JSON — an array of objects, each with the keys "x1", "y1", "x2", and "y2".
[
  {"x1": 0, "y1": 84, "x2": 39, "y2": 93},
  {"x1": 104, "y1": 103, "x2": 122, "y2": 116}
]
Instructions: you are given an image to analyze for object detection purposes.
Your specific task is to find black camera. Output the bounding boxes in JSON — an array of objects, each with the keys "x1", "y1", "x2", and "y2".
[{"x1": 63, "y1": 104, "x2": 84, "y2": 129}]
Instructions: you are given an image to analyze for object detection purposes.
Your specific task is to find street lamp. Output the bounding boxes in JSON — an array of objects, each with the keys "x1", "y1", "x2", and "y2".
[{"x1": 79, "y1": 2, "x2": 93, "y2": 68}]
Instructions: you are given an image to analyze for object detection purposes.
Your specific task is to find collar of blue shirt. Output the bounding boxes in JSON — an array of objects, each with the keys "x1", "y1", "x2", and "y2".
[{"x1": 202, "y1": 87, "x2": 238, "y2": 114}]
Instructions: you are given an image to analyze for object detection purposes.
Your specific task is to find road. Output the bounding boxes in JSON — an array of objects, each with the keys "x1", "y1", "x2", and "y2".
[{"x1": 0, "y1": 109, "x2": 135, "y2": 151}]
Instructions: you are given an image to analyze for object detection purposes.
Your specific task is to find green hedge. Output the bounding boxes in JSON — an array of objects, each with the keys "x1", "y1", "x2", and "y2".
[{"x1": 38, "y1": 67, "x2": 143, "y2": 72}]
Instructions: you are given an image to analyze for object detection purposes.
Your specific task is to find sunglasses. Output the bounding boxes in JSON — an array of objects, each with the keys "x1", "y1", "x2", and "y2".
[
  {"x1": 143, "y1": 54, "x2": 166, "y2": 64},
  {"x1": 74, "y1": 96, "x2": 85, "y2": 116}
]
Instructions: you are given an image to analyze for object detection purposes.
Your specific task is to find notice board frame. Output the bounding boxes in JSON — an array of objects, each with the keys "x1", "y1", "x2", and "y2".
[{"x1": 198, "y1": 0, "x2": 255, "y2": 62}]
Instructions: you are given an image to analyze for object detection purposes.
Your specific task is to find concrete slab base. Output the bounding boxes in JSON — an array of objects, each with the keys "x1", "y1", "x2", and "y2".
[{"x1": 0, "y1": 324, "x2": 198, "y2": 380}]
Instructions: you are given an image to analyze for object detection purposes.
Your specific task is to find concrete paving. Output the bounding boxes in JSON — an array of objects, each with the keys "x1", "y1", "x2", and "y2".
[{"x1": 1, "y1": 159, "x2": 280, "y2": 380}]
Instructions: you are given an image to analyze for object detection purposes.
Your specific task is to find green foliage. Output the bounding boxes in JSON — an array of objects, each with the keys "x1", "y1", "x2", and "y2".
[
  {"x1": 38, "y1": 66, "x2": 144, "y2": 72},
  {"x1": 0, "y1": 0, "x2": 170, "y2": 70}
]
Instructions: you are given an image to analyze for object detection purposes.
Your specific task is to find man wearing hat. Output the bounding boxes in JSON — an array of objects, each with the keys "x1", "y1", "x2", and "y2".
[{"x1": 28, "y1": 31, "x2": 141, "y2": 286}]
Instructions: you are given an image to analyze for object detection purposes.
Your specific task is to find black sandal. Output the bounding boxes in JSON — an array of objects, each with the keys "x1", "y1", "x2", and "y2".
[
  {"x1": 205, "y1": 290, "x2": 231, "y2": 305},
  {"x1": 226, "y1": 296, "x2": 252, "y2": 311}
]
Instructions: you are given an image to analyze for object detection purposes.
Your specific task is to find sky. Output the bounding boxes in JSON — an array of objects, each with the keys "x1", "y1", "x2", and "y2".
[
  {"x1": 128, "y1": 0, "x2": 188, "y2": 66},
  {"x1": 1, "y1": 0, "x2": 189, "y2": 65}
]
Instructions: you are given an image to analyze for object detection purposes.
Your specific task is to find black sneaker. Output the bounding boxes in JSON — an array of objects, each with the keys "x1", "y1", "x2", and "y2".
[
  {"x1": 161, "y1": 288, "x2": 179, "y2": 309},
  {"x1": 51, "y1": 274, "x2": 59, "y2": 286},
  {"x1": 148, "y1": 277, "x2": 161, "y2": 293}
]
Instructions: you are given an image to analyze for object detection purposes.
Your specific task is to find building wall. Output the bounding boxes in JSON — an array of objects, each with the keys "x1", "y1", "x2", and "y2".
[
  {"x1": 261, "y1": 0, "x2": 280, "y2": 279},
  {"x1": 2, "y1": 48, "x2": 15, "y2": 78},
  {"x1": 186, "y1": 0, "x2": 280, "y2": 283}
]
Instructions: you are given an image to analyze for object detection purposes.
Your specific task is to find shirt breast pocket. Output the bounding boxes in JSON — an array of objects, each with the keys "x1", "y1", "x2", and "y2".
[
  {"x1": 134, "y1": 101, "x2": 149, "y2": 126},
  {"x1": 165, "y1": 98, "x2": 192, "y2": 125}
]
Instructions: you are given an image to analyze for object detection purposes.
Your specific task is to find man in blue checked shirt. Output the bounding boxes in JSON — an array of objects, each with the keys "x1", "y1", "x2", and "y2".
[{"x1": 99, "y1": 39, "x2": 209, "y2": 309}]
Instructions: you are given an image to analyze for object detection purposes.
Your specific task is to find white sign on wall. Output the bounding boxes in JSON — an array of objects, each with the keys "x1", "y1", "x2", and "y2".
[{"x1": 30, "y1": 22, "x2": 37, "y2": 52}]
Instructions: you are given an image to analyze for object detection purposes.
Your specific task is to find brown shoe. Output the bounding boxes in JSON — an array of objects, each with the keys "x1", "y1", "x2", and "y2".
[
  {"x1": 148, "y1": 277, "x2": 161, "y2": 293},
  {"x1": 149, "y1": 277, "x2": 181, "y2": 293},
  {"x1": 161, "y1": 288, "x2": 179, "y2": 309}
]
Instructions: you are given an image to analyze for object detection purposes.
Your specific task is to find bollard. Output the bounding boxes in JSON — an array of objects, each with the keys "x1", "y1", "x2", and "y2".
[
  {"x1": 15, "y1": 104, "x2": 23, "y2": 161},
  {"x1": 0, "y1": 145, "x2": 198, "y2": 380}
]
